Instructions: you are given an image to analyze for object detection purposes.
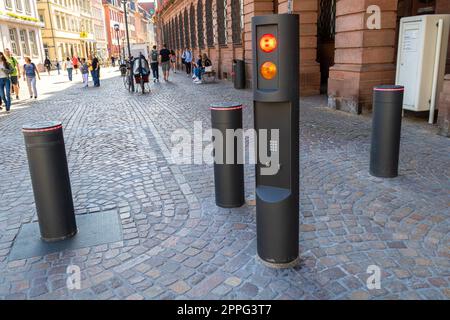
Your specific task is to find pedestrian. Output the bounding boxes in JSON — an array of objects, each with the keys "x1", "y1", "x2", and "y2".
[
  {"x1": 90, "y1": 54, "x2": 100, "y2": 87},
  {"x1": 170, "y1": 50, "x2": 177, "y2": 73},
  {"x1": 160, "y1": 44, "x2": 171, "y2": 82},
  {"x1": 44, "y1": 57, "x2": 52, "y2": 75},
  {"x1": 22, "y1": 57, "x2": 40, "y2": 99},
  {"x1": 56, "y1": 61, "x2": 61, "y2": 75},
  {"x1": 193, "y1": 53, "x2": 212, "y2": 84},
  {"x1": 72, "y1": 56, "x2": 79, "y2": 75},
  {"x1": 4, "y1": 48, "x2": 20, "y2": 100},
  {"x1": 150, "y1": 45, "x2": 159, "y2": 82},
  {"x1": 0, "y1": 51, "x2": 13, "y2": 113},
  {"x1": 64, "y1": 57, "x2": 73, "y2": 81},
  {"x1": 111, "y1": 56, "x2": 116, "y2": 67},
  {"x1": 182, "y1": 48, "x2": 193, "y2": 76},
  {"x1": 80, "y1": 58, "x2": 89, "y2": 88}
]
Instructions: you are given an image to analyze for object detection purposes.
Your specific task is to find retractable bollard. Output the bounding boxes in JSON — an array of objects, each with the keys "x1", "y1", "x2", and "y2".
[
  {"x1": 210, "y1": 103, "x2": 245, "y2": 208},
  {"x1": 370, "y1": 85, "x2": 404, "y2": 178},
  {"x1": 23, "y1": 121, "x2": 77, "y2": 242},
  {"x1": 252, "y1": 14, "x2": 300, "y2": 268}
]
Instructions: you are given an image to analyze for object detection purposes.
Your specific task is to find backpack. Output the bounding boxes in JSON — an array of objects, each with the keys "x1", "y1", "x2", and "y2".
[{"x1": 151, "y1": 50, "x2": 158, "y2": 62}]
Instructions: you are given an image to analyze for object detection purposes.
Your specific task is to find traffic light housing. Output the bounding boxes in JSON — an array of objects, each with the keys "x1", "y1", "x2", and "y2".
[{"x1": 252, "y1": 14, "x2": 300, "y2": 268}]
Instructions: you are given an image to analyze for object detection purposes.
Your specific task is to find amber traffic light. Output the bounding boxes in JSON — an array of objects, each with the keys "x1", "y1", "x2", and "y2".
[
  {"x1": 260, "y1": 61, "x2": 277, "y2": 80},
  {"x1": 259, "y1": 34, "x2": 277, "y2": 53}
]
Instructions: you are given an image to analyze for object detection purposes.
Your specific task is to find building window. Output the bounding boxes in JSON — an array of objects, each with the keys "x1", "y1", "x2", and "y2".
[
  {"x1": 178, "y1": 14, "x2": 184, "y2": 49},
  {"x1": 16, "y1": 0, "x2": 23, "y2": 12},
  {"x1": 55, "y1": 14, "x2": 61, "y2": 29},
  {"x1": 231, "y1": 0, "x2": 243, "y2": 44},
  {"x1": 174, "y1": 19, "x2": 177, "y2": 49},
  {"x1": 9, "y1": 28, "x2": 20, "y2": 56},
  {"x1": 29, "y1": 30, "x2": 39, "y2": 57},
  {"x1": 5, "y1": 0, "x2": 13, "y2": 10},
  {"x1": 189, "y1": 4, "x2": 197, "y2": 49},
  {"x1": 197, "y1": 0, "x2": 204, "y2": 49},
  {"x1": 19, "y1": 29, "x2": 30, "y2": 56},
  {"x1": 205, "y1": 0, "x2": 214, "y2": 47},
  {"x1": 184, "y1": 9, "x2": 190, "y2": 49},
  {"x1": 24, "y1": 0, "x2": 32, "y2": 15},
  {"x1": 217, "y1": 0, "x2": 227, "y2": 46}
]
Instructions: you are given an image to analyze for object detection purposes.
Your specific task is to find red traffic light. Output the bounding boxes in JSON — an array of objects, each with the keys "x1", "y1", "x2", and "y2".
[{"x1": 259, "y1": 34, "x2": 277, "y2": 53}]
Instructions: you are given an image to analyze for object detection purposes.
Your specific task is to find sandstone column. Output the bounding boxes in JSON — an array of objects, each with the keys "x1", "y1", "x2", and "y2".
[
  {"x1": 328, "y1": 0, "x2": 398, "y2": 114},
  {"x1": 278, "y1": 0, "x2": 321, "y2": 96}
]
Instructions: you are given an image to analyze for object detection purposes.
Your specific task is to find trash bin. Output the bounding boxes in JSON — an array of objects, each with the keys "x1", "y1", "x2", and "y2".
[
  {"x1": 370, "y1": 85, "x2": 404, "y2": 178},
  {"x1": 210, "y1": 103, "x2": 245, "y2": 208},
  {"x1": 233, "y1": 59, "x2": 246, "y2": 90},
  {"x1": 23, "y1": 121, "x2": 77, "y2": 242}
]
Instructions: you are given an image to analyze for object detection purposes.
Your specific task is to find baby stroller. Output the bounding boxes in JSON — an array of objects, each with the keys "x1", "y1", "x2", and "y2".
[{"x1": 133, "y1": 54, "x2": 151, "y2": 94}]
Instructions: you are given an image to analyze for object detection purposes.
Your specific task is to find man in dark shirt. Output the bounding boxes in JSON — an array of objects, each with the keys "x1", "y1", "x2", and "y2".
[
  {"x1": 91, "y1": 55, "x2": 100, "y2": 87},
  {"x1": 160, "y1": 44, "x2": 171, "y2": 82}
]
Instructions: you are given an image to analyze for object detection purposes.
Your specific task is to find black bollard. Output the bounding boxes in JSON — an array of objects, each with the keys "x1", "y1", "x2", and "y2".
[
  {"x1": 23, "y1": 121, "x2": 77, "y2": 242},
  {"x1": 210, "y1": 103, "x2": 245, "y2": 208},
  {"x1": 370, "y1": 85, "x2": 404, "y2": 178}
]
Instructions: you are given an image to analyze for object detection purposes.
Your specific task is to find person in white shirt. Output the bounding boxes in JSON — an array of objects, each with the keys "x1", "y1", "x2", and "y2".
[{"x1": 64, "y1": 57, "x2": 74, "y2": 81}]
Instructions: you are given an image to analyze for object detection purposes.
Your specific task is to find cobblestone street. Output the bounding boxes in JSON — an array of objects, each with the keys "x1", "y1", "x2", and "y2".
[{"x1": 0, "y1": 69, "x2": 449, "y2": 300}]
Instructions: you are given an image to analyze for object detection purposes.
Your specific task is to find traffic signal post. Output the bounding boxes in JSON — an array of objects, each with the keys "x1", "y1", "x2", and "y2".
[{"x1": 252, "y1": 14, "x2": 300, "y2": 268}]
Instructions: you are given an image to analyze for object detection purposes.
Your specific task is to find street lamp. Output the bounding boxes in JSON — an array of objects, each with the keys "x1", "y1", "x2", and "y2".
[
  {"x1": 122, "y1": 0, "x2": 134, "y2": 92},
  {"x1": 113, "y1": 23, "x2": 121, "y2": 62}
]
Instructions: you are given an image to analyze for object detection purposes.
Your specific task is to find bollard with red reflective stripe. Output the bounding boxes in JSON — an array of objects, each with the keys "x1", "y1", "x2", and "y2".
[
  {"x1": 370, "y1": 85, "x2": 405, "y2": 178},
  {"x1": 210, "y1": 103, "x2": 245, "y2": 208},
  {"x1": 23, "y1": 121, "x2": 77, "y2": 242}
]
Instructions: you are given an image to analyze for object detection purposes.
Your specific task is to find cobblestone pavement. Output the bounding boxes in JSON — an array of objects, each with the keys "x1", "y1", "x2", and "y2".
[{"x1": 0, "y1": 69, "x2": 449, "y2": 300}]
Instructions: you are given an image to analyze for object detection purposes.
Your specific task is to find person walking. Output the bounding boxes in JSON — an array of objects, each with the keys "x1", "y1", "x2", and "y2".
[
  {"x1": 90, "y1": 54, "x2": 100, "y2": 87},
  {"x1": 72, "y1": 56, "x2": 79, "y2": 75},
  {"x1": 150, "y1": 45, "x2": 159, "y2": 82},
  {"x1": 80, "y1": 58, "x2": 89, "y2": 88},
  {"x1": 64, "y1": 57, "x2": 73, "y2": 81},
  {"x1": 0, "y1": 52, "x2": 12, "y2": 113},
  {"x1": 22, "y1": 57, "x2": 40, "y2": 99},
  {"x1": 44, "y1": 57, "x2": 52, "y2": 75},
  {"x1": 170, "y1": 50, "x2": 177, "y2": 73},
  {"x1": 183, "y1": 48, "x2": 193, "y2": 76},
  {"x1": 56, "y1": 60, "x2": 61, "y2": 75},
  {"x1": 4, "y1": 48, "x2": 20, "y2": 100},
  {"x1": 160, "y1": 44, "x2": 171, "y2": 82}
]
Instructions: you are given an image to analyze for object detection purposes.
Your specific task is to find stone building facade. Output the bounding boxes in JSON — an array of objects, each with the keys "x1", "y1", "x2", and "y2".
[
  {"x1": 156, "y1": 0, "x2": 450, "y2": 125},
  {"x1": 0, "y1": 0, "x2": 45, "y2": 69}
]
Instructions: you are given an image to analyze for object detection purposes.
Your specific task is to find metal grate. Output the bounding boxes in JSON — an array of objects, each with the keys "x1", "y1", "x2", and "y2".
[
  {"x1": 205, "y1": 0, "x2": 214, "y2": 47},
  {"x1": 197, "y1": 0, "x2": 205, "y2": 49},
  {"x1": 318, "y1": 0, "x2": 336, "y2": 41}
]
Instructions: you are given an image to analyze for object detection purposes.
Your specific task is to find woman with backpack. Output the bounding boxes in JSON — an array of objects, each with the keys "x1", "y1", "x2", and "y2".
[
  {"x1": 0, "y1": 51, "x2": 13, "y2": 112},
  {"x1": 22, "y1": 57, "x2": 41, "y2": 99}
]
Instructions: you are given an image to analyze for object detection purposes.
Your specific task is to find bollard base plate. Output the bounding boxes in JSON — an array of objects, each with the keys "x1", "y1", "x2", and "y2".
[
  {"x1": 9, "y1": 210, "x2": 122, "y2": 261},
  {"x1": 257, "y1": 255, "x2": 300, "y2": 269},
  {"x1": 41, "y1": 229, "x2": 78, "y2": 243}
]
